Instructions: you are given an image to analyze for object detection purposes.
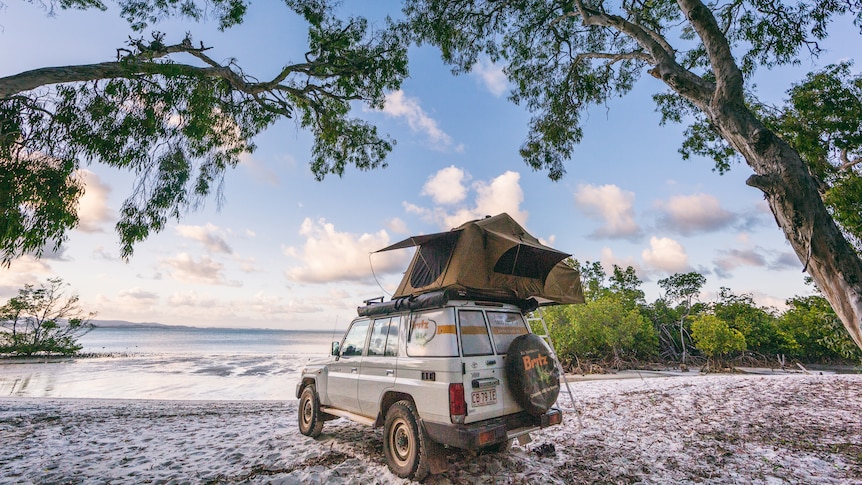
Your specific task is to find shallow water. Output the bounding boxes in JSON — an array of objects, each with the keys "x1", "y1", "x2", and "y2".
[{"x1": 0, "y1": 327, "x2": 334, "y2": 400}]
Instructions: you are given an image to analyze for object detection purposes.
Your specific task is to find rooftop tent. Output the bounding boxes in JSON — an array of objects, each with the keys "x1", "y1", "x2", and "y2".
[{"x1": 376, "y1": 213, "x2": 585, "y2": 305}]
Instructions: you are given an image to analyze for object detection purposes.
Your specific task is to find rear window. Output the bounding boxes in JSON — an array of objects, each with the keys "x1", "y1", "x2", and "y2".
[
  {"x1": 368, "y1": 316, "x2": 400, "y2": 357},
  {"x1": 459, "y1": 310, "x2": 494, "y2": 356},
  {"x1": 406, "y1": 308, "x2": 458, "y2": 357},
  {"x1": 487, "y1": 311, "x2": 528, "y2": 354}
]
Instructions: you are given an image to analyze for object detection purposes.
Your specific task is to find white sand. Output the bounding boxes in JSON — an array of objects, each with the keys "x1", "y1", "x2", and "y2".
[{"x1": 1, "y1": 373, "x2": 860, "y2": 484}]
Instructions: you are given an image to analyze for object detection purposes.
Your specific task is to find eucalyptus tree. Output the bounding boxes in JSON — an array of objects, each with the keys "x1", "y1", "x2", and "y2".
[
  {"x1": 404, "y1": 0, "x2": 862, "y2": 349},
  {"x1": 1, "y1": 0, "x2": 407, "y2": 264}
]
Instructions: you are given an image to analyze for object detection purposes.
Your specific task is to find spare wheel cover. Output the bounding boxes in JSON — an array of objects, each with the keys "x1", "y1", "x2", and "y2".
[{"x1": 505, "y1": 334, "x2": 560, "y2": 416}]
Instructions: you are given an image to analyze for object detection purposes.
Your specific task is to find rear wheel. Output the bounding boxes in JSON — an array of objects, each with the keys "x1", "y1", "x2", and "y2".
[
  {"x1": 298, "y1": 385, "x2": 324, "y2": 437},
  {"x1": 383, "y1": 400, "x2": 432, "y2": 481}
]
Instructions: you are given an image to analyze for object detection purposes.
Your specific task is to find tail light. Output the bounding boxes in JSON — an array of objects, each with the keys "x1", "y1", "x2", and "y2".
[{"x1": 449, "y1": 383, "x2": 466, "y2": 423}]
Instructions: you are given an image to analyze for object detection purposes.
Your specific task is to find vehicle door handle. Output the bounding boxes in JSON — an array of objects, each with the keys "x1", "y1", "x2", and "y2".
[
  {"x1": 386, "y1": 369, "x2": 395, "y2": 376},
  {"x1": 351, "y1": 367, "x2": 358, "y2": 373}
]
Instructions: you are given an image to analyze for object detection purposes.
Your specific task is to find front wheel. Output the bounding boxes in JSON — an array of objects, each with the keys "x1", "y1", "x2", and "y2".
[
  {"x1": 298, "y1": 384, "x2": 324, "y2": 437},
  {"x1": 383, "y1": 400, "x2": 432, "y2": 481}
]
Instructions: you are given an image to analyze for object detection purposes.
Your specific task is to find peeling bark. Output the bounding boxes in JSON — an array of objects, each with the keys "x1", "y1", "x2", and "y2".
[
  {"x1": 723, "y1": 109, "x2": 862, "y2": 350},
  {"x1": 674, "y1": 0, "x2": 862, "y2": 350}
]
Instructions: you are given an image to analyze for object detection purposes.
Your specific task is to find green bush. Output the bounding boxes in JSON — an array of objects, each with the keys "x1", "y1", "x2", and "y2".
[
  {"x1": 0, "y1": 278, "x2": 94, "y2": 356},
  {"x1": 691, "y1": 314, "x2": 746, "y2": 365},
  {"x1": 779, "y1": 295, "x2": 862, "y2": 362},
  {"x1": 713, "y1": 289, "x2": 798, "y2": 356},
  {"x1": 547, "y1": 294, "x2": 658, "y2": 367}
]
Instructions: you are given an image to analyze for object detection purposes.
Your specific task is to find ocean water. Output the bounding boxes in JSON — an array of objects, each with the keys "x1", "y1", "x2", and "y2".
[{"x1": 0, "y1": 327, "x2": 336, "y2": 400}]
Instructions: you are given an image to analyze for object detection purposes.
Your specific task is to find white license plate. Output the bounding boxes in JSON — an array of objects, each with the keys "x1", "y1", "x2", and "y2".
[{"x1": 471, "y1": 389, "x2": 497, "y2": 407}]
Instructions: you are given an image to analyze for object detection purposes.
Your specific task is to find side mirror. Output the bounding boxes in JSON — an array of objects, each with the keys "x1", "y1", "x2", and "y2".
[{"x1": 331, "y1": 341, "x2": 340, "y2": 356}]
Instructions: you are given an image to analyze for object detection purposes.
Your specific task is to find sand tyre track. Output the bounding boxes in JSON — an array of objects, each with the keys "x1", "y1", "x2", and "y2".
[
  {"x1": 298, "y1": 385, "x2": 324, "y2": 437},
  {"x1": 506, "y1": 334, "x2": 560, "y2": 416},
  {"x1": 383, "y1": 400, "x2": 432, "y2": 481}
]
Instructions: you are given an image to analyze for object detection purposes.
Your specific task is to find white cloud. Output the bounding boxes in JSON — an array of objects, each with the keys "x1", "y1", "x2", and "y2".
[
  {"x1": 574, "y1": 184, "x2": 641, "y2": 239},
  {"x1": 163, "y1": 291, "x2": 324, "y2": 321},
  {"x1": 91, "y1": 246, "x2": 116, "y2": 261},
  {"x1": 600, "y1": 247, "x2": 642, "y2": 275},
  {"x1": 75, "y1": 170, "x2": 115, "y2": 232},
  {"x1": 161, "y1": 253, "x2": 240, "y2": 286},
  {"x1": 770, "y1": 251, "x2": 800, "y2": 270},
  {"x1": 714, "y1": 248, "x2": 767, "y2": 273},
  {"x1": 421, "y1": 166, "x2": 469, "y2": 205},
  {"x1": 539, "y1": 235, "x2": 556, "y2": 247},
  {"x1": 176, "y1": 223, "x2": 232, "y2": 254},
  {"x1": 0, "y1": 256, "x2": 53, "y2": 297},
  {"x1": 167, "y1": 291, "x2": 219, "y2": 308},
  {"x1": 239, "y1": 152, "x2": 279, "y2": 187},
  {"x1": 386, "y1": 217, "x2": 409, "y2": 235},
  {"x1": 642, "y1": 236, "x2": 690, "y2": 273},
  {"x1": 408, "y1": 170, "x2": 529, "y2": 230},
  {"x1": 656, "y1": 193, "x2": 735, "y2": 235},
  {"x1": 473, "y1": 171, "x2": 527, "y2": 223},
  {"x1": 381, "y1": 90, "x2": 461, "y2": 151},
  {"x1": 749, "y1": 291, "x2": 789, "y2": 312},
  {"x1": 233, "y1": 255, "x2": 262, "y2": 273},
  {"x1": 284, "y1": 218, "x2": 409, "y2": 283},
  {"x1": 111, "y1": 287, "x2": 161, "y2": 314},
  {"x1": 472, "y1": 58, "x2": 508, "y2": 97},
  {"x1": 118, "y1": 287, "x2": 160, "y2": 303}
]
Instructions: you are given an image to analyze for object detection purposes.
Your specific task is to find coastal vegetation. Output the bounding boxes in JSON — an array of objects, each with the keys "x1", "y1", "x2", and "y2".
[
  {"x1": 542, "y1": 260, "x2": 862, "y2": 372},
  {"x1": 0, "y1": 277, "x2": 94, "y2": 356}
]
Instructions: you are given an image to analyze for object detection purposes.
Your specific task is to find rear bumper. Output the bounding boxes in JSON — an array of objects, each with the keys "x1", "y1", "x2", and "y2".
[{"x1": 422, "y1": 408, "x2": 562, "y2": 450}]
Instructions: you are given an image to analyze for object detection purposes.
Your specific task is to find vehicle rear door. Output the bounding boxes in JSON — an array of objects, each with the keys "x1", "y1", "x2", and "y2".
[
  {"x1": 458, "y1": 309, "x2": 509, "y2": 423},
  {"x1": 485, "y1": 310, "x2": 530, "y2": 417}
]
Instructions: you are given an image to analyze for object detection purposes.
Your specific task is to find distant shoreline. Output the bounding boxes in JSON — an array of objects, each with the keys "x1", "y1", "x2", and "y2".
[{"x1": 91, "y1": 320, "x2": 340, "y2": 332}]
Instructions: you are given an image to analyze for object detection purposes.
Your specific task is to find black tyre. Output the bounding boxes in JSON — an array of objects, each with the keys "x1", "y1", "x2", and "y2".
[
  {"x1": 298, "y1": 384, "x2": 324, "y2": 437},
  {"x1": 505, "y1": 333, "x2": 560, "y2": 416},
  {"x1": 383, "y1": 400, "x2": 432, "y2": 481}
]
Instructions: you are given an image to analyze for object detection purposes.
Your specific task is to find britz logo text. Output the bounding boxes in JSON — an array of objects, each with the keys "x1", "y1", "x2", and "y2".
[{"x1": 522, "y1": 353, "x2": 548, "y2": 371}]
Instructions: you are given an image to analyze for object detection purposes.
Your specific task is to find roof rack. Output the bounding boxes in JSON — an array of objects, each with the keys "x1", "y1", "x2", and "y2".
[{"x1": 356, "y1": 288, "x2": 539, "y2": 318}]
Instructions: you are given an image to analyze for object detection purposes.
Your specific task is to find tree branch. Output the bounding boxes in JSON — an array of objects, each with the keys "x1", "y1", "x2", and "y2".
[
  {"x1": 0, "y1": 37, "x2": 366, "y2": 114},
  {"x1": 839, "y1": 148, "x2": 862, "y2": 171},
  {"x1": 676, "y1": 0, "x2": 744, "y2": 104},
  {"x1": 568, "y1": 0, "x2": 715, "y2": 107},
  {"x1": 575, "y1": 51, "x2": 653, "y2": 64}
]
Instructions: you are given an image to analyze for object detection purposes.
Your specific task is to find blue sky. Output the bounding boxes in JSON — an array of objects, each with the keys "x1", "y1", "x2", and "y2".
[{"x1": 1, "y1": 2, "x2": 857, "y2": 329}]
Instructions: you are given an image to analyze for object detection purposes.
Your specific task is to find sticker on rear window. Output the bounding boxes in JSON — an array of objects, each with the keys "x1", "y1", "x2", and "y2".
[{"x1": 412, "y1": 319, "x2": 437, "y2": 346}]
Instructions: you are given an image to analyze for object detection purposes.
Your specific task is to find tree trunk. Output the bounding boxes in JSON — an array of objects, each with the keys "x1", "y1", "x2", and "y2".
[{"x1": 712, "y1": 103, "x2": 862, "y2": 350}]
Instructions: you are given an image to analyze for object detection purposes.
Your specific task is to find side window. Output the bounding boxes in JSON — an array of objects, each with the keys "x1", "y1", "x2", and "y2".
[
  {"x1": 368, "y1": 318, "x2": 389, "y2": 356},
  {"x1": 487, "y1": 311, "x2": 528, "y2": 354},
  {"x1": 459, "y1": 310, "x2": 493, "y2": 356},
  {"x1": 406, "y1": 308, "x2": 458, "y2": 357},
  {"x1": 385, "y1": 316, "x2": 400, "y2": 357},
  {"x1": 340, "y1": 319, "x2": 371, "y2": 357}
]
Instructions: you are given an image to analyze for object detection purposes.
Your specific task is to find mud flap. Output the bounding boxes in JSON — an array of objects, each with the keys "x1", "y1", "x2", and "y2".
[{"x1": 427, "y1": 439, "x2": 448, "y2": 475}]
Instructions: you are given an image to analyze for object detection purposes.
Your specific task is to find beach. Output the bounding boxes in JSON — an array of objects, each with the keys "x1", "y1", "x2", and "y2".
[{"x1": 2, "y1": 373, "x2": 860, "y2": 484}]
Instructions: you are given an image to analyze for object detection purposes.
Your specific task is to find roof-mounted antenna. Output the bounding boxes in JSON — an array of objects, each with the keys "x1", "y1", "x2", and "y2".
[{"x1": 368, "y1": 252, "x2": 393, "y2": 298}]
